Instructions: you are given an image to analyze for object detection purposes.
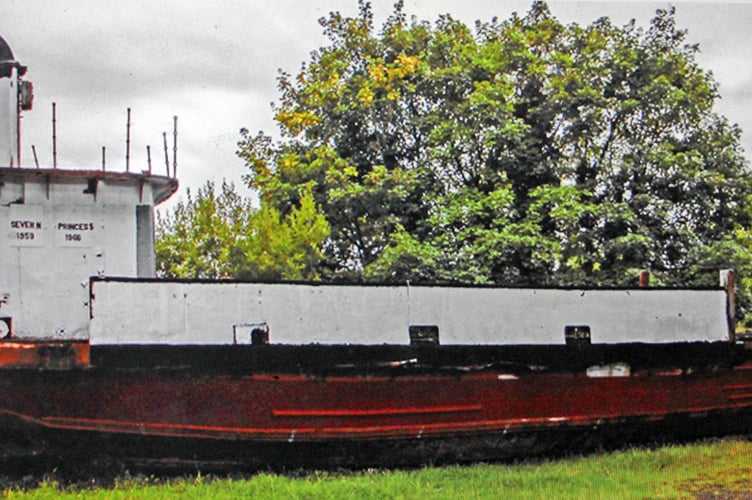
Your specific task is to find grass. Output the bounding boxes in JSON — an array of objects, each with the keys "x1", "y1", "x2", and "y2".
[{"x1": 3, "y1": 438, "x2": 752, "y2": 499}]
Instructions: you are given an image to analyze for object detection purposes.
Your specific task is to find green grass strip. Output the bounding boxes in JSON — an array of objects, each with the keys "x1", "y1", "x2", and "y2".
[{"x1": 4, "y1": 437, "x2": 752, "y2": 499}]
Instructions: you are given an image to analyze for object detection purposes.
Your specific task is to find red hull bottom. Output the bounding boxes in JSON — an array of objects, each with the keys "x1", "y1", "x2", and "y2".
[
  {"x1": 0, "y1": 405, "x2": 751, "y2": 472},
  {"x1": 0, "y1": 343, "x2": 750, "y2": 470}
]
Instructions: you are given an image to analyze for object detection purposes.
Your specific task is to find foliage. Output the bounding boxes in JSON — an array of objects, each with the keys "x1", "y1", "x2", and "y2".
[
  {"x1": 156, "y1": 180, "x2": 329, "y2": 280},
  {"x1": 237, "y1": 0, "x2": 752, "y2": 316}
]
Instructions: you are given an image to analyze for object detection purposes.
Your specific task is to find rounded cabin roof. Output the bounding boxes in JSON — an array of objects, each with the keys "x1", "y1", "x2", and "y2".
[{"x1": 0, "y1": 35, "x2": 26, "y2": 78}]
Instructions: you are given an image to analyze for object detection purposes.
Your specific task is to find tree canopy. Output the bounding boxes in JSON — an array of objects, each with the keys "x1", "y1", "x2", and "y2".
[
  {"x1": 156, "y1": 1, "x2": 752, "y2": 317},
  {"x1": 236, "y1": 0, "x2": 752, "y2": 300},
  {"x1": 156, "y1": 180, "x2": 329, "y2": 280}
]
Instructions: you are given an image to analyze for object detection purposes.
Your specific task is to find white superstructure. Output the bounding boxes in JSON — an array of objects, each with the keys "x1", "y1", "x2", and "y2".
[
  {"x1": 90, "y1": 280, "x2": 730, "y2": 345},
  {"x1": 0, "y1": 36, "x2": 178, "y2": 339}
]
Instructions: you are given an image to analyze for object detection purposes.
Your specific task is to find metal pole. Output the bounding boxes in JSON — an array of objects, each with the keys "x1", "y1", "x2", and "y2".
[
  {"x1": 125, "y1": 108, "x2": 131, "y2": 173},
  {"x1": 172, "y1": 115, "x2": 178, "y2": 178},
  {"x1": 146, "y1": 145, "x2": 152, "y2": 174},
  {"x1": 16, "y1": 78, "x2": 21, "y2": 168},
  {"x1": 720, "y1": 269, "x2": 737, "y2": 341},
  {"x1": 31, "y1": 145, "x2": 39, "y2": 168},
  {"x1": 639, "y1": 271, "x2": 650, "y2": 288},
  {"x1": 163, "y1": 132, "x2": 170, "y2": 177},
  {"x1": 52, "y1": 102, "x2": 57, "y2": 168},
  {"x1": 102, "y1": 146, "x2": 106, "y2": 171}
]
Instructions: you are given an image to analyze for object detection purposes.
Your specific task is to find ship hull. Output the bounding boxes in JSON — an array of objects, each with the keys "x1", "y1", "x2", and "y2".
[{"x1": 0, "y1": 343, "x2": 750, "y2": 469}]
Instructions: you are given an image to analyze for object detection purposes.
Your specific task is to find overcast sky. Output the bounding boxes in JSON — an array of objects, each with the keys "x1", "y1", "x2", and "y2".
[{"x1": 4, "y1": 1, "x2": 752, "y2": 210}]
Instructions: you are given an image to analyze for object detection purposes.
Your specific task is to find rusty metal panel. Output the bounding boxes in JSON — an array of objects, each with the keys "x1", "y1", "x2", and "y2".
[{"x1": 0, "y1": 340, "x2": 89, "y2": 369}]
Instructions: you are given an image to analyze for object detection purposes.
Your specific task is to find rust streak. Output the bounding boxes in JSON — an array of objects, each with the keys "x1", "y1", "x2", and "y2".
[{"x1": 272, "y1": 405, "x2": 483, "y2": 417}]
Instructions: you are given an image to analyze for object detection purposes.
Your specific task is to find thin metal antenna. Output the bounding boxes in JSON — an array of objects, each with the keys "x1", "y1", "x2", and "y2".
[
  {"x1": 52, "y1": 102, "x2": 57, "y2": 168},
  {"x1": 31, "y1": 145, "x2": 39, "y2": 168},
  {"x1": 146, "y1": 145, "x2": 152, "y2": 174},
  {"x1": 125, "y1": 108, "x2": 131, "y2": 173},
  {"x1": 102, "y1": 146, "x2": 106, "y2": 171},
  {"x1": 172, "y1": 116, "x2": 178, "y2": 178},
  {"x1": 162, "y1": 132, "x2": 170, "y2": 177}
]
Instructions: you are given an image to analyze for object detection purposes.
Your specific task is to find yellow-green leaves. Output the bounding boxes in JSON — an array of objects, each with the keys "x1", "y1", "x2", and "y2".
[{"x1": 156, "y1": 181, "x2": 329, "y2": 281}]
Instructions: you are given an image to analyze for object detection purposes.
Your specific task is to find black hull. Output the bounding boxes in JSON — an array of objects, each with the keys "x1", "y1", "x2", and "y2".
[{"x1": 0, "y1": 405, "x2": 750, "y2": 474}]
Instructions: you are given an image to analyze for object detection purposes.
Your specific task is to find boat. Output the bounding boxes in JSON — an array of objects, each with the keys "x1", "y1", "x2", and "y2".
[{"x1": 1, "y1": 35, "x2": 752, "y2": 471}]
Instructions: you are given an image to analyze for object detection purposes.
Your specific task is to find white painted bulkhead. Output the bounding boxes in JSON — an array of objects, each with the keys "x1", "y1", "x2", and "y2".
[
  {"x1": 89, "y1": 280, "x2": 729, "y2": 345},
  {"x1": 0, "y1": 169, "x2": 177, "y2": 338}
]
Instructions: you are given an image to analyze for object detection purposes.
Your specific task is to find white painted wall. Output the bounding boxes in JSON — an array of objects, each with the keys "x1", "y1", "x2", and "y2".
[
  {"x1": 0, "y1": 170, "x2": 175, "y2": 338},
  {"x1": 0, "y1": 67, "x2": 18, "y2": 167},
  {"x1": 89, "y1": 281, "x2": 729, "y2": 345}
]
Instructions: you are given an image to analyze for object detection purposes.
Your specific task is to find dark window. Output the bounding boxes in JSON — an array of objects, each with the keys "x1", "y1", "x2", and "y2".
[
  {"x1": 0, "y1": 317, "x2": 11, "y2": 338},
  {"x1": 409, "y1": 325, "x2": 439, "y2": 346},
  {"x1": 565, "y1": 325, "x2": 591, "y2": 346},
  {"x1": 251, "y1": 325, "x2": 270, "y2": 345}
]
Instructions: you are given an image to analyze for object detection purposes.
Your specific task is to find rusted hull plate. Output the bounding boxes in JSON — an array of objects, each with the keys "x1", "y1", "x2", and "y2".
[
  {"x1": 0, "y1": 340, "x2": 89, "y2": 369},
  {"x1": 0, "y1": 349, "x2": 749, "y2": 467},
  {"x1": 0, "y1": 407, "x2": 750, "y2": 470}
]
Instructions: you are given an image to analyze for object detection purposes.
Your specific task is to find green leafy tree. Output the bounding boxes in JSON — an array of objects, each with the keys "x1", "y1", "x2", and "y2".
[
  {"x1": 156, "y1": 180, "x2": 330, "y2": 280},
  {"x1": 237, "y1": 1, "x2": 752, "y2": 315}
]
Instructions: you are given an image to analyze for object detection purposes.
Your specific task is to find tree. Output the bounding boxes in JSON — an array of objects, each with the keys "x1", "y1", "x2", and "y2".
[
  {"x1": 237, "y1": 1, "x2": 752, "y2": 314},
  {"x1": 156, "y1": 180, "x2": 330, "y2": 280}
]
